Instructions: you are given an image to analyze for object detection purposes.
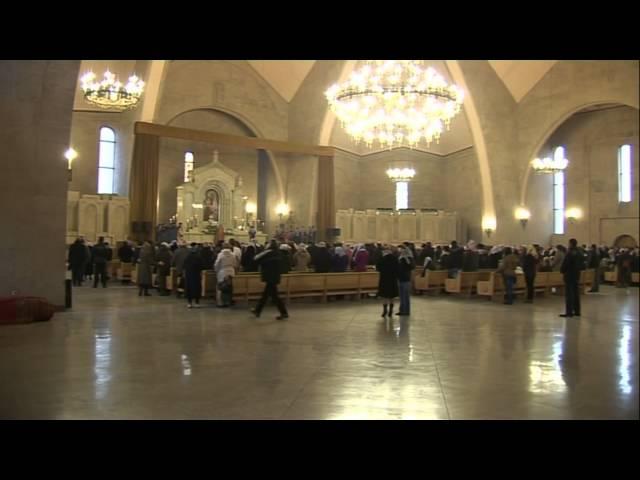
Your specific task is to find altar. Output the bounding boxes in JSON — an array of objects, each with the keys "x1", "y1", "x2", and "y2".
[{"x1": 176, "y1": 151, "x2": 267, "y2": 245}]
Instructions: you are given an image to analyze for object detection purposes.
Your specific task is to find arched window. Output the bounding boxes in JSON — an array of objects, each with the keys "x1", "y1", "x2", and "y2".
[
  {"x1": 618, "y1": 144, "x2": 632, "y2": 203},
  {"x1": 184, "y1": 151, "x2": 194, "y2": 182},
  {"x1": 395, "y1": 182, "x2": 408, "y2": 210},
  {"x1": 98, "y1": 127, "x2": 116, "y2": 194},
  {"x1": 553, "y1": 146, "x2": 566, "y2": 235}
]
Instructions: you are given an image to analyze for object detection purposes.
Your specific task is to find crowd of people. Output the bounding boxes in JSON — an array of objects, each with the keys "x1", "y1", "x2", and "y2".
[{"x1": 67, "y1": 236, "x2": 640, "y2": 319}]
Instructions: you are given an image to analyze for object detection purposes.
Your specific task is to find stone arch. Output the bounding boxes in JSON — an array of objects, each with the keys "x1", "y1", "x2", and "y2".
[
  {"x1": 520, "y1": 101, "x2": 639, "y2": 205},
  {"x1": 166, "y1": 106, "x2": 285, "y2": 201},
  {"x1": 614, "y1": 234, "x2": 638, "y2": 249}
]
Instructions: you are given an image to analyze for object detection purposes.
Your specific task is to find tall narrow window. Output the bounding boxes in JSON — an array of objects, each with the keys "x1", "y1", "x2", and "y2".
[
  {"x1": 553, "y1": 146, "x2": 566, "y2": 234},
  {"x1": 98, "y1": 127, "x2": 116, "y2": 194},
  {"x1": 618, "y1": 144, "x2": 632, "y2": 203},
  {"x1": 396, "y1": 182, "x2": 408, "y2": 210},
  {"x1": 184, "y1": 151, "x2": 194, "y2": 182}
]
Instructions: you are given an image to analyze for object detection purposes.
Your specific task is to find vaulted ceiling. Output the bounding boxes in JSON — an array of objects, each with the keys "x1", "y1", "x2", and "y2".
[{"x1": 72, "y1": 60, "x2": 559, "y2": 155}]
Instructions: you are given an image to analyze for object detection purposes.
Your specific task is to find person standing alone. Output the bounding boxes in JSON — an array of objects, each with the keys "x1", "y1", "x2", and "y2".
[
  {"x1": 560, "y1": 238, "x2": 583, "y2": 318},
  {"x1": 92, "y1": 237, "x2": 110, "y2": 288}
]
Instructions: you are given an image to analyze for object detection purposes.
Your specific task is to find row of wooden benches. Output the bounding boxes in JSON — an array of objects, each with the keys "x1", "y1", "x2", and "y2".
[
  {"x1": 414, "y1": 269, "x2": 597, "y2": 301},
  {"x1": 114, "y1": 259, "x2": 599, "y2": 304}
]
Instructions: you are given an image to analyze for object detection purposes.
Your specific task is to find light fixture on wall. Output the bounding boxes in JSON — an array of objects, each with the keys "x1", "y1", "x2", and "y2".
[
  {"x1": 482, "y1": 215, "x2": 496, "y2": 238},
  {"x1": 515, "y1": 206, "x2": 531, "y2": 229},
  {"x1": 80, "y1": 70, "x2": 145, "y2": 111},
  {"x1": 565, "y1": 207, "x2": 582, "y2": 223},
  {"x1": 65, "y1": 148, "x2": 77, "y2": 182},
  {"x1": 325, "y1": 61, "x2": 464, "y2": 149},
  {"x1": 275, "y1": 202, "x2": 290, "y2": 223}
]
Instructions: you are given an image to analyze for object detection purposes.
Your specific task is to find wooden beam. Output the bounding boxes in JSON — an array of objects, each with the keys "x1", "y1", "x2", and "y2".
[{"x1": 135, "y1": 121, "x2": 335, "y2": 157}]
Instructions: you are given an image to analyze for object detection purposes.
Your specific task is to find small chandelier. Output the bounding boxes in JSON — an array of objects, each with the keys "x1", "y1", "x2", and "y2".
[
  {"x1": 386, "y1": 167, "x2": 416, "y2": 182},
  {"x1": 531, "y1": 155, "x2": 568, "y2": 174},
  {"x1": 325, "y1": 60, "x2": 464, "y2": 149},
  {"x1": 80, "y1": 70, "x2": 145, "y2": 111}
]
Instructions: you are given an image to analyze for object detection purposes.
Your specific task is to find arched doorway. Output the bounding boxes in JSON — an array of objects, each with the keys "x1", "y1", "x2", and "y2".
[{"x1": 614, "y1": 234, "x2": 638, "y2": 249}]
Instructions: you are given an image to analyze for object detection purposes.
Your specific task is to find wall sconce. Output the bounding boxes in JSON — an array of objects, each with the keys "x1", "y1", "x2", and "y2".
[
  {"x1": 64, "y1": 147, "x2": 78, "y2": 182},
  {"x1": 565, "y1": 207, "x2": 582, "y2": 223},
  {"x1": 245, "y1": 201, "x2": 257, "y2": 215},
  {"x1": 515, "y1": 207, "x2": 531, "y2": 229},
  {"x1": 275, "y1": 202, "x2": 290, "y2": 222},
  {"x1": 482, "y1": 215, "x2": 497, "y2": 238}
]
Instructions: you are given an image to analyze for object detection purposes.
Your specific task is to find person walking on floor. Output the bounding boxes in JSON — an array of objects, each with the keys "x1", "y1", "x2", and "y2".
[
  {"x1": 377, "y1": 245, "x2": 399, "y2": 317},
  {"x1": 396, "y1": 244, "x2": 415, "y2": 316},
  {"x1": 560, "y1": 238, "x2": 584, "y2": 318},
  {"x1": 252, "y1": 240, "x2": 289, "y2": 320}
]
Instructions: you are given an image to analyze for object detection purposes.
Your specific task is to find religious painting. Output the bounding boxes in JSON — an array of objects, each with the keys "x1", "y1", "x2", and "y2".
[{"x1": 203, "y1": 189, "x2": 219, "y2": 222}]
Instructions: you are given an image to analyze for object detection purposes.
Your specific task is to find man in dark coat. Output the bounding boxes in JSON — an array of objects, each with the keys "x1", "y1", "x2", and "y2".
[
  {"x1": 68, "y1": 238, "x2": 89, "y2": 286},
  {"x1": 252, "y1": 240, "x2": 288, "y2": 320},
  {"x1": 312, "y1": 242, "x2": 332, "y2": 273},
  {"x1": 118, "y1": 241, "x2": 134, "y2": 263},
  {"x1": 183, "y1": 244, "x2": 204, "y2": 308},
  {"x1": 560, "y1": 238, "x2": 584, "y2": 317},
  {"x1": 92, "y1": 237, "x2": 110, "y2": 288},
  {"x1": 448, "y1": 240, "x2": 464, "y2": 278},
  {"x1": 376, "y1": 246, "x2": 399, "y2": 317}
]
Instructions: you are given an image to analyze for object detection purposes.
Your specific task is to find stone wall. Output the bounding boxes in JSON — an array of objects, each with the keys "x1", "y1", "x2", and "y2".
[
  {"x1": 543, "y1": 105, "x2": 639, "y2": 246},
  {"x1": 0, "y1": 60, "x2": 79, "y2": 305}
]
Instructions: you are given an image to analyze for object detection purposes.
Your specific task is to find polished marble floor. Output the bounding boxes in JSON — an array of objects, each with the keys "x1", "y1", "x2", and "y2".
[{"x1": 0, "y1": 283, "x2": 637, "y2": 420}]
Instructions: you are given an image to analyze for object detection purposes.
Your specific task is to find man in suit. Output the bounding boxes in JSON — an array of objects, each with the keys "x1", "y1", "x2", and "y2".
[{"x1": 560, "y1": 238, "x2": 584, "y2": 318}]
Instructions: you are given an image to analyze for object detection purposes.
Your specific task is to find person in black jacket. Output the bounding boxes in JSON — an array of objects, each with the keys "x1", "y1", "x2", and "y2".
[
  {"x1": 118, "y1": 241, "x2": 134, "y2": 263},
  {"x1": 312, "y1": 242, "x2": 332, "y2": 273},
  {"x1": 92, "y1": 237, "x2": 110, "y2": 288},
  {"x1": 448, "y1": 240, "x2": 464, "y2": 278},
  {"x1": 560, "y1": 238, "x2": 583, "y2": 318},
  {"x1": 396, "y1": 245, "x2": 415, "y2": 316},
  {"x1": 183, "y1": 244, "x2": 204, "y2": 308},
  {"x1": 252, "y1": 240, "x2": 288, "y2": 320},
  {"x1": 377, "y1": 246, "x2": 399, "y2": 317},
  {"x1": 522, "y1": 245, "x2": 539, "y2": 303},
  {"x1": 68, "y1": 238, "x2": 89, "y2": 286}
]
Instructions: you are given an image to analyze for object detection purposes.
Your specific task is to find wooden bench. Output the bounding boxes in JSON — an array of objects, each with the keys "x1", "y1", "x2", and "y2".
[
  {"x1": 445, "y1": 271, "x2": 494, "y2": 295},
  {"x1": 413, "y1": 270, "x2": 448, "y2": 294},
  {"x1": 108, "y1": 260, "x2": 121, "y2": 279},
  {"x1": 201, "y1": 271, "x2": 381, "y2": 304},
  {"x1": 116, "y1": 262, "x2": 133, "y2": 282},
  {"x1": 476, "y1": 273, "x2": 527, "y2": 301}
]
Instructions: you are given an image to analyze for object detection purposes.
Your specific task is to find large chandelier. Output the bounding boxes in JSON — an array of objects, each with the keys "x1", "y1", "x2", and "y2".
[
  {"x1": 325, "y1": 60, "x2": 464, "y2": 149},
  {"x1": 531, "y1": 150, "x2": 569, "y2": 174},
  {"x1": 80, "y1": 70, "x2": 145, "y2": 111},
  {"x1": 386, "y1": 167, "x2": 416, "y2": 182}
]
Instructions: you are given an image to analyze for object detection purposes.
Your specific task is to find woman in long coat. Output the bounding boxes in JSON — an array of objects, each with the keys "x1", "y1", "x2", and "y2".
[
  {"x1": 137, "y1": 241, "x2": 155, "y2": 296},
  {"x1": 376, "y1": 246, "x2": 399, "y2": 317},
  {"x1": 183, "y1": 245, "x2": 204, "y2": 308}
]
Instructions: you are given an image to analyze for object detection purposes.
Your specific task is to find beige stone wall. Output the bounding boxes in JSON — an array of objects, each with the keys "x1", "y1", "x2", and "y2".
[
  {"x1": 0, "y1": 60, "x2": 79, "y2": 305},
  {"x1": 68, "y1": 111, "x2": 136, "y2": 198},
  {"x1": 542, "y1": 105, "x2": 639, "y2": 246},
  {"x1": 445, "y1": 147, "x2": 483, "y2": 242}
]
